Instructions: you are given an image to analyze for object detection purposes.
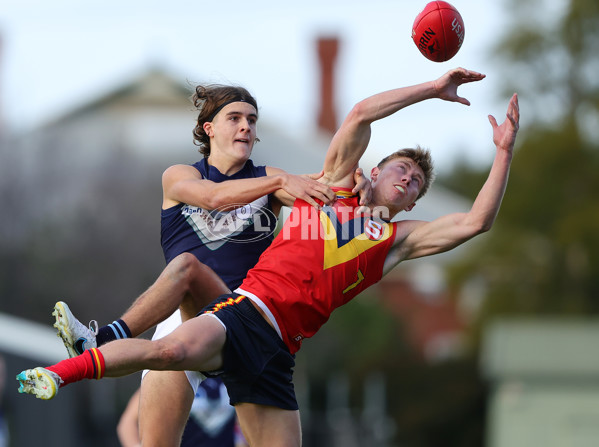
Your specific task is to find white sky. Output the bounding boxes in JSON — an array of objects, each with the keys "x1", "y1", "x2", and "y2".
[{"x1": 0, "y1": 0, "x2": 508, "y2": 174}]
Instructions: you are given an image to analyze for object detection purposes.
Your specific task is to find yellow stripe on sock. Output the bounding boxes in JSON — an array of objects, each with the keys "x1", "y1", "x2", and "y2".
[{"x1": 90, "y1": 348, "x2": 103, "y2": 380}]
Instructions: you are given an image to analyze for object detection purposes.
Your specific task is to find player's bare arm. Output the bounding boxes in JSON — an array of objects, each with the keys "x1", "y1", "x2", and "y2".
[
  {"x1": 265, "y1": 167, "x2": 336, "y2": 210},
  {"x1": 321, "y1": 68, "x2": 485, "y2": 189},
  {"x1": 267, "y1": 166, "x2": 372, "y2": 212},
  {"x1": 390, "y1": 93, "x2": 520, "y2": 264},
  {"x1": 162, "y1": 164, "x2": 335, "y2": 211}
]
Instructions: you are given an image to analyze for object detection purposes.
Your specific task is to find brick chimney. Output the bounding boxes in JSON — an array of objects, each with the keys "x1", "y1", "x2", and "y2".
[{"x1": 316, "y1": 37, "x2": 339, "y2": 135}]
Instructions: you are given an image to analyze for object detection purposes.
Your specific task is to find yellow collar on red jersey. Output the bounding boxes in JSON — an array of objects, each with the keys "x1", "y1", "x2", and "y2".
[{"x1": 331, "y1": 188, "x2": 357, "y2": 199}]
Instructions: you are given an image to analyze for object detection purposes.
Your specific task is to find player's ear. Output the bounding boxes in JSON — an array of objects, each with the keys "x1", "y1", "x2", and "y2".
[
  {"x1": 370, "y1": 166, "x2": 380, "y2": 181},
  {"x1": 405, "y1": 202, "x2": 416, "y2": 212},
  {"x1": 203, "y1": 121, "x2": 214, "y2": 138}
]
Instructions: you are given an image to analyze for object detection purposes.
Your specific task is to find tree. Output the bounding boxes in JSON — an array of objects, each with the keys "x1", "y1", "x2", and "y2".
[{"x1": 442, "y1": 0, "x2": 599, "y2": 346}]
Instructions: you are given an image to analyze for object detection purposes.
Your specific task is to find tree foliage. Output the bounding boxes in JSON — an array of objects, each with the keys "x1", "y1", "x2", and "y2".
[{"x1": 442, "y1": 0, "x2": 599, "y2": 345}]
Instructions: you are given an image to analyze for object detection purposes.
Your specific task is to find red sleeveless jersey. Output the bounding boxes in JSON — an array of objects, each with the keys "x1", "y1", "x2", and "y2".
[{"x1": 239, "y1": 189, "x2": 398, "y2": 354}]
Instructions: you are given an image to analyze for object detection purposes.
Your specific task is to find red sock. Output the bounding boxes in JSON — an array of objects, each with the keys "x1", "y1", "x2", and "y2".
[{"x1": 46, "y1": 348, "x2": 105, "y2": 387}]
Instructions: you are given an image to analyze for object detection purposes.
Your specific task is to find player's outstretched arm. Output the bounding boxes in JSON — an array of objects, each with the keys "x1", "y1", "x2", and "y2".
[
  {"x1": 396, "y1": 93, "x2": 520, "y2": 261},
  {"x1": 322, "y1": 68, "x2": 485, "y2": 188},
  {"x1": 162, "y1": 164, "x2": 335, "y2": 211}
]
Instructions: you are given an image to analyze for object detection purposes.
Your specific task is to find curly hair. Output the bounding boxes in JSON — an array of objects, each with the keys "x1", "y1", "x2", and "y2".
[
  {"x1": 191, "y1": 85, "x2": 259, "y2": 158},
  {"x1": 376, "y1": 146, "x2": 435, "y2": 200}
]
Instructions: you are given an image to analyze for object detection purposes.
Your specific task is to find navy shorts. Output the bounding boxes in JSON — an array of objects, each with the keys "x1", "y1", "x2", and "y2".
[{"x1": 201, "y1": 293, "x2": 298, "y2": 411}]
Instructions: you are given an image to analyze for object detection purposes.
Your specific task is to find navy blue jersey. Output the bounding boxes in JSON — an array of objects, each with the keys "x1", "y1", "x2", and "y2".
[
  {"x1": 181, "y1": 378, "x2": 238, "y2": 447},
  {"x1": 161, "y1": 158, "x2": 277, "y2": 290}
]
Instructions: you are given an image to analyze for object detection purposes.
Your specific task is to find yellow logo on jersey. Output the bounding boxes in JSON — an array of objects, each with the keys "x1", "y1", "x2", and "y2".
[
  {"x1": 320, "y1": 208, "x2": 393, "y2": 270},
  {"x1": 343, "y1": 269, "x2": 365, "y2": 294}
]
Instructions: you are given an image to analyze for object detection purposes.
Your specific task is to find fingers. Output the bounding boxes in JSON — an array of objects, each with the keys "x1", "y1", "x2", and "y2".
[
  {"x1": 352, "y1": 167, "x2": 364, "y2": 181},
  {"x1": 438, "y1": 68, "x2": 484, "y2": 105},
  {"x1": 451, "y1": 67, "x2": 486, "y2": 82},
  {"x1": 352, "y1": 167, "x2": 373, "y2": 206},
  {"x1": 499, "y1": 93, "x2": 520, "y2": 130},
  {"x1": 302, "y1": 196, "x2": 322, "y2": 210},
  {"x1": 356, "y1": 184, "x2": 373, "y2": 206},
  {"x1": 352, "y1": 182, "x2": 364, "y2": 205},
  {"x1": 302, "y1": 176, "x2": 336, "y2": 204},
  {"x1": 304, "y1": 191, "x2": 331, "y2": 207},
  {"x1": 491, "y1": 93, "x2": 519, "y2": 125},
  {"x1": 508, "y1": 93, "x2": 520, "y2": 123},
  {"x1": 457, "y1": 96, "x2": 471, "y2": 106},
  {"x1": 285, "y1": 173, "x2": 336, "y2": 208},
  {"x1": 352, "y1": 168, "x2": 365, "y2": 193},
  {"x1": 352, "y1": 176, "x2": 364, "y2": 194},
  {"x1": 455, "y1": 70, "x2": 484, "y2": 105},
  {"x1": 306, "y1": 170, "x2": 325, "y2": 180},
  {"x1": 300, "y1": 182, "x2": 331, "y2": 209},
  {"x1": 321, "y1": 184, "x2": 337, "y2": 204},
  {"x1": 465, "y1": 71, "x2": 486, "y2": 82},
  {"x1": 355, "y1": 205, "x2": 372, "y2": 217},
  {"x1": 488, "y1": 93, "x2": 521, "y2": 150},
  {"x1": 353, "y1": 186, "x2": 366, "y2": 205},
  {"x1": 308, "y1": 181, "x2": 336, "y2": 205}
]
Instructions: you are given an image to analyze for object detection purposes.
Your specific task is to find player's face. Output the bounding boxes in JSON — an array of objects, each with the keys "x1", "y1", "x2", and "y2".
[
  {"x1": 208, "y1": 102, "x2": 258, "y2": 164},
  {"x1": 372, "y1": 157, "x2": 424, "y2": 212}
]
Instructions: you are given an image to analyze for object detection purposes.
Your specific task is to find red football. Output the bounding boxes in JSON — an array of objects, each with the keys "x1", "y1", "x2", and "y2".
[{"x1": 412, "y1": 1, "x2": 465, "y2": 62}]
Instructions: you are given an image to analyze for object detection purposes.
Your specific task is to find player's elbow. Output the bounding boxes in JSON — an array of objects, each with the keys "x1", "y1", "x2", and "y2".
[
  {"x1": 464, "y1": 211, "x2": 497, "y2": 236},
  {"x1": 472, "y1": 219, "x2": 494, "y2": 236},
  {"x1": 203, "y1": 190, "x2": 231, "y2": 210},
  {"x1": 457, "y1": 221, "x2": 491, "y2": 244},
  {"x1": 203, "y1": 195, "x2": 222, "y2": 210},
  {"x1": 348, "y1": 101, "x2": 374, "y2": 125}
]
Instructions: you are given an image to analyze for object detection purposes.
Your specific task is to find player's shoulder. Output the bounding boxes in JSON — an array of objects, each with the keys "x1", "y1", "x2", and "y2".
[
  {"x1": 391, "y1": 219, "x2": 426, "y2": 245},
  {"x1": 265, "y1": 166, "x2": 285, "y2": 176},
  {"x1": 163, "y1": 163, "x2": 203, "y2": 182}
]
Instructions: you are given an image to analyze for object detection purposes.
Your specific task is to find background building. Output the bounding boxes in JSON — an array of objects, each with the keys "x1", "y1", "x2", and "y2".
[{"x1": 0, "y1": 37, "x2": 474, "y2": 446}]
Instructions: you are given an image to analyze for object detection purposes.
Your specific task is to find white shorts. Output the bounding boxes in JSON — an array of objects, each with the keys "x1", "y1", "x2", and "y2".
[{"x1": 141, "y1": 309, "x2": 205, "y2": 392}]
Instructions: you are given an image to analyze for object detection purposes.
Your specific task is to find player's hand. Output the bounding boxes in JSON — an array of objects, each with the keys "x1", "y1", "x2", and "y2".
[
  {"x1": 488, "y1": 93, "x2": 520, "y2": 153},
  {"x1": 281, "y1": 171, "x2": 336, "y2": 209},
  {"x1": 433, "y1": 67, "x2": 485, "y2": 106},
  {"x1": 352, "y1": 167, "x2": 372, "y2": 211}
]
